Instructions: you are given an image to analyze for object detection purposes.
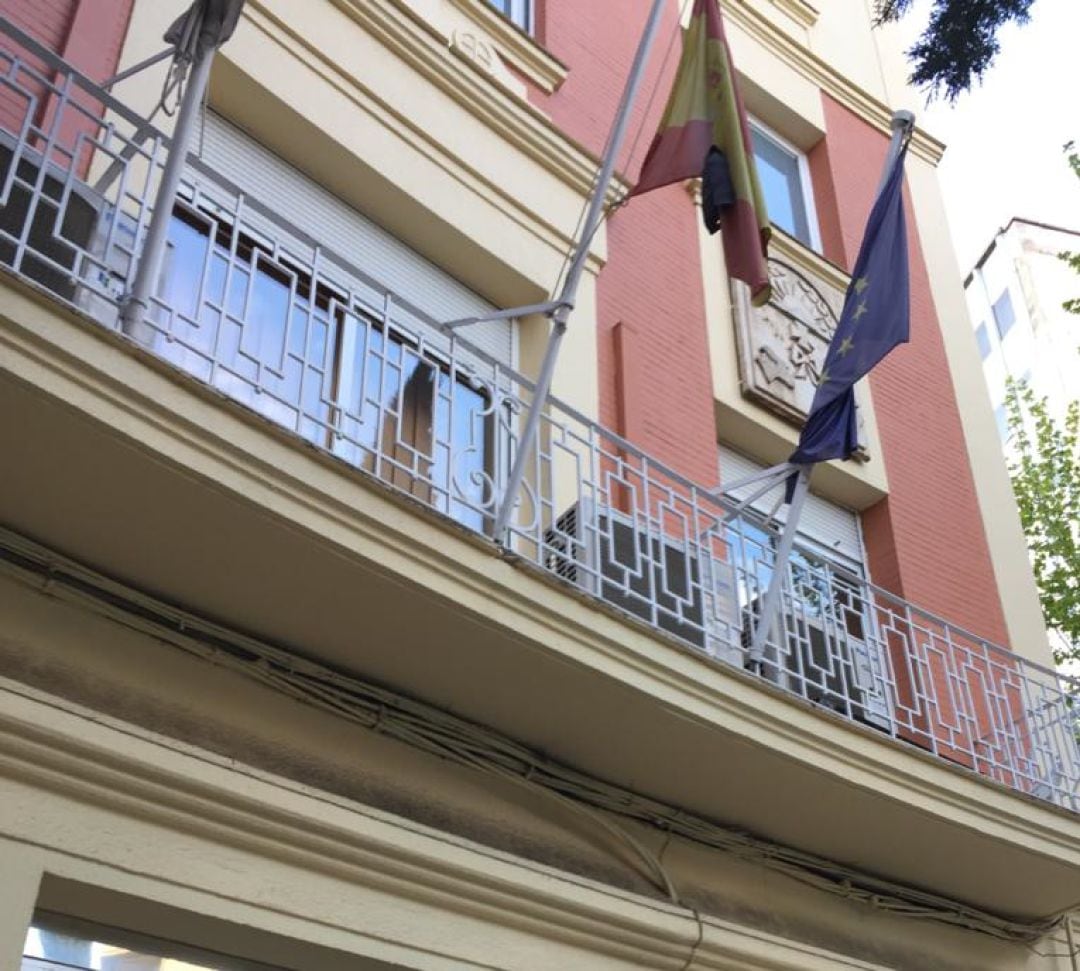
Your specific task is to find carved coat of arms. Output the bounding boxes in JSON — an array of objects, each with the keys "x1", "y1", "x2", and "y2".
[{"x1": 732, "y1": 258, "x2": 866, "y2": 456}]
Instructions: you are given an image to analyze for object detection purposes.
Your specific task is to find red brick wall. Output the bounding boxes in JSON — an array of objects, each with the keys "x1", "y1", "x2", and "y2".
[
  {"x1": 0, "y1": 0, "x2": 134, "y2": 174},
  {"x1": 0, "y1": 0, "x2": 76, "y2": 136},
  {"x1": 813, "y1": 93, "x2": 1009, "y2": 647},
  {"x1": 541, "y1": 1, "x2": 721, "y2": 488}
]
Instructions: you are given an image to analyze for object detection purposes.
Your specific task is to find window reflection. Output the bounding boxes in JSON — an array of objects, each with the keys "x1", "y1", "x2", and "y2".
[
  {"x1": 154, "y1": 203, "x2": 492, "y2": 531},
  {"x1": 24, "y1": 924, "x2": 222, "y2": 971},
  {"x1": 750, "y1": 126, "x2": 812, "y2": 246}
]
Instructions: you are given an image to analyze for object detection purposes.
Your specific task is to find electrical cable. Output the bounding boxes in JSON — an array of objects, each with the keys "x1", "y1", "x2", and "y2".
[{"x1": 0, "y1": 524, "x2": 1070, "y2": 948}]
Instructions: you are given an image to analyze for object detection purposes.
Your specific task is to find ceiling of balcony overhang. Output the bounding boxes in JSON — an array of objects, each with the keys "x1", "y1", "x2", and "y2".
[{"x1": 0, "y1": 345, "x2": 1077, "y2": 924}]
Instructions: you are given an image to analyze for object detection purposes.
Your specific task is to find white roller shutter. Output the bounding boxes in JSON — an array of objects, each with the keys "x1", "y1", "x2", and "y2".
[
  {"x1": 187, "y1": 111, "x2": 513, "y2": 367},
  {"x1": 718, "y1": 445, "x2": 864, "y2": 570}
]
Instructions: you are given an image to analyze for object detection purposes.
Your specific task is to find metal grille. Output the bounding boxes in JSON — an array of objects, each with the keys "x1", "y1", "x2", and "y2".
[{"x1": 0, "y1": 17, "x2": 1077, "y2": 811}]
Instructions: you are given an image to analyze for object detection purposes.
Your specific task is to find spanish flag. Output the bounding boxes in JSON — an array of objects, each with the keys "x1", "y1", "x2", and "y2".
[{"x1": 631, "y1": 0, "x2": 772, "y2": 306}]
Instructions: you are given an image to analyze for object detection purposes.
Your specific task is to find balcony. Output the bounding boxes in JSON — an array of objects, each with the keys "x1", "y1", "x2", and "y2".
[{"x1": 1, "y1": 15, "x2": 1078, "y2": 921}]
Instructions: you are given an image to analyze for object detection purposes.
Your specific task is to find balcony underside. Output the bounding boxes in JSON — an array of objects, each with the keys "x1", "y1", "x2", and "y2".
[{"x1": 1, "y1": 283, "x2": 1078, "y2": 923}]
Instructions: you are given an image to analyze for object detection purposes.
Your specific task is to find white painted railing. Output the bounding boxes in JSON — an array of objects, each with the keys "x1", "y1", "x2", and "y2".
[{"x1": 1, "y1": 18, "x2": 1076, "y2": 810}]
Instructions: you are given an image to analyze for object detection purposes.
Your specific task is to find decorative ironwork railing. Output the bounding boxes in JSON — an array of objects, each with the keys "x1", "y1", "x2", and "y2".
[{"x1": 1, "y1": 18, "x2": 1077, "y2": 811}]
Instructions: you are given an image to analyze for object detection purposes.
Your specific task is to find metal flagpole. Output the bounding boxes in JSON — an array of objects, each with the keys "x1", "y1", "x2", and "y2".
[
  {"x1": 490, "y1": 0, "x2": 669, "y2": 545},
  {"x1": 748, "y1": 465, "x2": 810, "y2": 662},
  {"x1": 120, "y1": 0, "x2": 245, "y2": 342},
  {"x1": 746, "y1": 107, "x2": 915, "y2": 664},
  {"x1": 119, "y1": 48, "x2": 214, "y2": 342}
]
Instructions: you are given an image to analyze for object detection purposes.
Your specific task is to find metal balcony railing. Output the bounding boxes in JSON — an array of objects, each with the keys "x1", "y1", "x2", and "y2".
[{"x1": 1, "y1": 18, "x2": 1077, "y2": 811}]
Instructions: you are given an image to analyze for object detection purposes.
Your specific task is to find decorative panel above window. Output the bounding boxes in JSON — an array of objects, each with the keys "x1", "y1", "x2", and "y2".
[{"x1": 729, "y1": 240, "x2": 869, "y2": 458}]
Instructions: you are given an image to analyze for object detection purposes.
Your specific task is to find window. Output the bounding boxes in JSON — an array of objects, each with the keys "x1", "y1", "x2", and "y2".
[
  {"x1": 749, "y1": 122, "x2": 819, "y2": 250},
  {"x1": 155, "y1": 202, "x2": 495, "y2": 532},
  {"x1": 975, "y1": 322, "x2": 992, "y2": 359},
  {"x1": 992, "y1": 289, "x2": 1016, "y2": 339},
  {"x1": 24, "y1": 914, "x2": 280, "y2": 971},
  {"x1": 994, "y1": 402, "x2": 1009, "y2": 439},
  {"x1": 487, "y1": 0, "x2": 531, "y2": 30},
  {"x1": 717, "y1": 445, "x2": 889, "y2": 726}
]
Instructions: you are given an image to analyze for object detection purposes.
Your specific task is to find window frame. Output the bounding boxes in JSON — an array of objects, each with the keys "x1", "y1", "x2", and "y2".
[
  {"x1": 488, "y1": 0, "x2": 532, "y2": 32},
  {"x1": 748, "y1": 117, "x2": 822, "y2": 253},
  {"x1": 992, "y1": 288, "x2": 1017, "y2": 340}
]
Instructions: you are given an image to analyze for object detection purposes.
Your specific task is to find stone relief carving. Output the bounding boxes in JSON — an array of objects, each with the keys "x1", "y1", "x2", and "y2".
[
  {"x1": 733, "y1": 258, "x2": 869, "y2": 457},
  {"x1": 450, "y1": 28, "x2": 522, "y2": 94}
]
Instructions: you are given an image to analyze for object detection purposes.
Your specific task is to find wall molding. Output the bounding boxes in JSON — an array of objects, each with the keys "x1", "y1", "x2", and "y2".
[
  {"x1": 446, "y1": 0, "x2": 568, "y2": 93},
  {"x1": 768, "y1": 0, "x2": 820, "y2": 30},
  {"x1": 0, "y1": 680, "x2": 892, "y2": 971},
  {"x1": 723, "y1": 0, "x2": 945, "y2": 165}
]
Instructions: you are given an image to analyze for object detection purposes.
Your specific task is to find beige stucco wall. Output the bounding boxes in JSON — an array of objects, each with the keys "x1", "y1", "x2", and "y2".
[
  {"x1": 0, "y1": 0, "x2": 1070, "y2": 967},
  {"x1": 0, "y1": 567, "x2": 1073, "y2": 970},
  {"x1": 110, "y1": 0, "x2": 605, "y2": 427}
]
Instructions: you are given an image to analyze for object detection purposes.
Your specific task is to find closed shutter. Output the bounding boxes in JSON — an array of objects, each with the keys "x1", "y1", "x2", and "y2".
[
  {"x1": 187, "y1": 111, "x2": 513, "y2": 367},
  {"x1": 718, "y1": 445, "x2": 863, "y2": 571}
]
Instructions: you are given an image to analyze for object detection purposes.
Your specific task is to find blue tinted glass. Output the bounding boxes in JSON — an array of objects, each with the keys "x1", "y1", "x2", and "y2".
[
  {"x1": 992, "y1": 290, "x2": 1016, "y2": 339},
  {"x1": 975, "y1": 322, "x2": 992, "y2": 359},
  {"x1": 994, "y1": 403, "x2": 1009, "y2": 439},
  {"x1": 751, "y1": 129, "x2": 811, "y2": 245}
]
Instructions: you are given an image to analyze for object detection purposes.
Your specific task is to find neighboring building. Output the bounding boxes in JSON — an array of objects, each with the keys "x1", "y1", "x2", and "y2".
[
  {"x1": 965, "y1": 217, "x2": 1080, "y2": 439},
  {"x1": 1, "y1": 2, "x2": 1078, "y2": 970}
]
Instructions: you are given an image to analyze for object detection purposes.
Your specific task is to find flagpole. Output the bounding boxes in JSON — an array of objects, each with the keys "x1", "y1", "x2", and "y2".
[
  {"x1": 119, "y1": 43, "x2": 214, "y2": 343},
  {"x1": 877, "y1": 110, "x2": 915, "y2": 196},
  {"x1": 746, "y1": 107, "x2": 915, "y2": 665},
  {"x1": 120, "y1": 1, "x2": 246, "y2": 343},
  {"x1": 491, "y1": 0, "x2": 669, "y2": 545},
  {"x1": 748, "y1": 465, "x2": 810, "y2": 663}
]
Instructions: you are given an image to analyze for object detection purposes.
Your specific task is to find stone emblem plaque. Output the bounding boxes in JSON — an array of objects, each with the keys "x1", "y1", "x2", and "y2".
[{"x1": 732, "y1": 258, "x2": 848, "y2": 427}]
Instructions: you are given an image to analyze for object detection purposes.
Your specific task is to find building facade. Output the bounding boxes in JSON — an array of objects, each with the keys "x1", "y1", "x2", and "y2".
[
  {"x1": 1, "y1": 1, "x2": 1078, "y2": 969},
  {"x1": 965, "y1": 217, "x2": 1080, "y2": 438}
]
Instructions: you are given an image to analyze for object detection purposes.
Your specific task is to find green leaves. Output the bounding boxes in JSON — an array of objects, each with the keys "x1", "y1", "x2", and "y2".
[
  {"x1": 1061, "y1": 142, "x2": 1080, "y2": 316},
  {"x1": 874, "y1": 0, "x2": 1035, "y2": 101},
  {"x1": 1005, "y1": 379, "x2": 1080, "y2": 664}
]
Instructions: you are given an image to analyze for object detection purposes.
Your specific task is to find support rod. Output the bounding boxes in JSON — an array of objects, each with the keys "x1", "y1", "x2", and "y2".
[
  {"x1": 442, "y1": 299, "x2": 569, "y2": 331},
  {"x1": 876, "y1": 109, "x2": 914, "y2": 197},
  {"x1": 119, "y1": 47, "x2": 214, "y2": 342},
  {"x1": 714, "y1": 461, "x2": 795, "y2": 497},
  {"x1": 101, "y1": 46, "x2": 176, "y2": 89},
  {"x1": 492, "y1": 0, "x2": 669, "y2": 544},
  {"x1": 749, "y1": 466, "x2": 810, "y2": 662}
]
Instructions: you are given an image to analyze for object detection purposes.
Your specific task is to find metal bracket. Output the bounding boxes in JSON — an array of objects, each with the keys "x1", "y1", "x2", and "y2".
[
  {"x1": 101, "y1": 46, "x2": 178, "y2": 90},
  {"x1": 441, "y1": 299, "x2": 571, "y2": 332}
]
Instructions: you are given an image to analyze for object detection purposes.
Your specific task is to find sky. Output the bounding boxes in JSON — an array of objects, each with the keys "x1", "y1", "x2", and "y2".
[{"x1": 893, "y1": 0, "x2": 1080, "y2": 272}]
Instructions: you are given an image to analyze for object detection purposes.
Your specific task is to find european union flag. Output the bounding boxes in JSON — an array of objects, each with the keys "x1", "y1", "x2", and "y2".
[{"x1": 790, "y1": 144, "x2": 910, "y2": 466}]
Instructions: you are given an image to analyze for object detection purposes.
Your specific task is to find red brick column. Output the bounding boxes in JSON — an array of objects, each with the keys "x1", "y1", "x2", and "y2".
[{"x1": 538, "y1": 1, "x2": 721, "y2": 490}]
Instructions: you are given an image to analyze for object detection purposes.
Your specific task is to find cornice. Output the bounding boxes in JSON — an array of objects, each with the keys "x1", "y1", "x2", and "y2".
[
  {"x1": 287, "y1": 0, "x2": 623, "y2": 204},
  {"x1": 722, "y1": 0, "x2": 945, "y2": 166},
  {"x1": 770, "y1": 227, "x2": 850, "y2": 293},
  {"x1": 767, "y1": 0, "x2": 819, "y2": 30},
  {"x1": 446, "y1": 0, "x2": 568, "y2": 94},
  {"x1": 0, "y1": 681, "x2": 890, "y2": 971}
]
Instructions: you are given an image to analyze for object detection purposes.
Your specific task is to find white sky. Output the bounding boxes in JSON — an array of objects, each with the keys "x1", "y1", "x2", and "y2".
[{"x1": 896, "y1": 0, "x2": 1080, "y2": 271}]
